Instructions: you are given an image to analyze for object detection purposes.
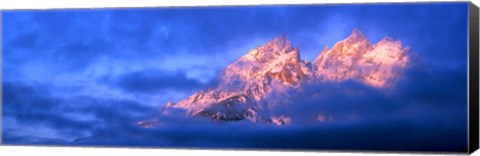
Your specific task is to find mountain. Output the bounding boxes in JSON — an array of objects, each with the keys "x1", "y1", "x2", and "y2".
[
  {"x1": 171, "y1": 35, "x2": 312, "y2": 124},
  {"x1": 143, "y1": 29, "x2": 409, "y2": 126},
  {"x1": 313, "y1": 29, "x2": 409, "y2": 87}
]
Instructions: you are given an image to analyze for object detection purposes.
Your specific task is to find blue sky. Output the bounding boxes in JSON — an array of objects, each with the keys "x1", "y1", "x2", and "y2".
[{"x1": 2, "y1": 2, "x2": 469, "y2": 151}]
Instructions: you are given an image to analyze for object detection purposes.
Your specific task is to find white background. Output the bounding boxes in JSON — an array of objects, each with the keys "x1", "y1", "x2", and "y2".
[{"x1": 0, "y1": 0, "x2": 479, "y2": 156}]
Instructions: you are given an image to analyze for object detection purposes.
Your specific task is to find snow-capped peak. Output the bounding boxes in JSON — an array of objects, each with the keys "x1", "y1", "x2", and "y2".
[
  {"x1": 313, "y1": 30, "x2": 408, "y2": 88},
  {"x1": 346, "y1": 29, "x2": 367, "y2": 43},
  {"x1": 146, "y1": 30, "x2": 409, "y2": 126},
  {"x1": 171, "y1": 36, "x2": 312, "y2": 123},
  {"x1": 225, "y1": 35, "x2": 310, "y2": 87},
  {"x1": 263, "y1": 35, "x2": 293, "y2": 52},
  {"x1": 243, "y1": 35, "x2": 297, "y2": 62}
]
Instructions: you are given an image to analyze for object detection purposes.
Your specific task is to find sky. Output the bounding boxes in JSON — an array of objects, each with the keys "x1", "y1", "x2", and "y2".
[{"x1": 1, "y1": 2, "x2": 470, "y2": 152}]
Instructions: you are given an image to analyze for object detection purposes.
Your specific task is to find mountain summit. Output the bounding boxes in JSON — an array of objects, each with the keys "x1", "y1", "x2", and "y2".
[
  {"x1": 144, "y1": 29, "x2": 409, "y2": 126},
  {"x1": 313, "y1": 30, "x2": 409, "y2": 87},
  {"x1": 172, "y1": 35, "x2": 312, "y2": 123}
]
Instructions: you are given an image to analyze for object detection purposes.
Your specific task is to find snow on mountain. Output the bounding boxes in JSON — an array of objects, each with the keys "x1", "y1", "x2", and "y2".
[
  {"x1": 142, "y1": 29, "x2": 410, "y2": 126},
  {"x1": 171, "y1": 35, "x2": 312, "y2": 124},
  {"x1": 355, "y1": 37, "x2": 409, "y2": 87},
  {"x1": 313, "y1": 29, "x2": 409, "y2": 88},
  {"x1": 313, "y1": 29, "x2": 374, "y2": 82}
]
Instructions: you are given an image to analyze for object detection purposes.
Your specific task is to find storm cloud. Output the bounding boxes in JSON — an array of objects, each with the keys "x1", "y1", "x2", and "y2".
[{"x1": 98, "y1": 69, "x2": 204, "y2": 94}]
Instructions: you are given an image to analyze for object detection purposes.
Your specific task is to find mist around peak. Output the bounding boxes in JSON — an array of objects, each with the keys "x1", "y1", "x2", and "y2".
[{"x1": 161, "y1": 29, "x2": 410, "y2": 126}]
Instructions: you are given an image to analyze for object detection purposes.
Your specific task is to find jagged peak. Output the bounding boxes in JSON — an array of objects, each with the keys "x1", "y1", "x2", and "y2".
[
  {"x1": 376, "y1": 36, "x2": 402, "y2": 46},
  {"x1": 325, "y1": 29, "x2": 372, "y2": 57},
  {"x1": 155, "y1": 30, "x2": 411, "y2": 125},
  {"x1": 261, "y1": 35, "x2": 295, "y2": 54},
  {"x1": 344, "y1": 29, "x2": 369, "y2": 44},
  {"x1": 312, "y1": 46, "x2": 330, "y2": 66},
  {"x1": 319, "y1": 46, "x2": 330, "y2": 54},
  {"x1": 350, "y1": 29, "x2": 366, "y2": 38},
  {"x1": 265, "y1": 35, "x2": 291, "y2": 48},
  {"x1": 244, "y1": 35, "x2": 299, "y2": 62}
]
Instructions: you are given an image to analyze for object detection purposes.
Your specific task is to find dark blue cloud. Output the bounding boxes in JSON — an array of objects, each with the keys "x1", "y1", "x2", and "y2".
[
  {"x1": 52, "y1": 40, "x2": 111, "y2": 71},
  {"x1": 2, "y1": 3, "x2": 468, "y2": 74},
  {"x1": 70, "y1": 67, "x2": 466, "y2": 152},
  {"x1": 98, "y1": 69, "x2": 204, "y2": 94},
  {"x1": 2, "y1": 81, "x2": 156, "y2": 144},
  {"x1": 2, "y1": 61, "x2": 468, "y2": 152}
]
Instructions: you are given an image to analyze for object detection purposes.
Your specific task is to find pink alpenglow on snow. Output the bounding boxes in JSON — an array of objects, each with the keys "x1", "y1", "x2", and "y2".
[
  {"x1": 313, "y1": 29, "x2": 409, "y2": 88},
  {"x1": 146, "y1": 29, "x2": 410, "y2": 126}
]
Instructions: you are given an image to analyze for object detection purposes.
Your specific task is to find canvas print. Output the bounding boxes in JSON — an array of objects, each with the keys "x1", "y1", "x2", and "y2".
[{"x1": 1, "y1": 2, "x2": 470, "y2": 152}]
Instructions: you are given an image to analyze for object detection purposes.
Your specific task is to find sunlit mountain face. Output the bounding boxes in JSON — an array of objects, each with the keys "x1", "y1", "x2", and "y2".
[
  {"x1": 140, "y1": 30, "x2": 409, "y2": 126},
  {"x1": 2, "y1": 3, "x2": 469, "y2": 152}
]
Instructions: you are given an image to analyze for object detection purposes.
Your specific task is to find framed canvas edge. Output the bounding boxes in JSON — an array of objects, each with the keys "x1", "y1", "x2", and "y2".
[{"x1": 469, "y1": 1, "x2": 480, "y2": 154}]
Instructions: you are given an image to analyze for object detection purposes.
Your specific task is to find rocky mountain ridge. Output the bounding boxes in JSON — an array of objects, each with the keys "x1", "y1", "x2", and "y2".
[{"x1": 139, "y1": 29, "x2": 410, "y2": 127}]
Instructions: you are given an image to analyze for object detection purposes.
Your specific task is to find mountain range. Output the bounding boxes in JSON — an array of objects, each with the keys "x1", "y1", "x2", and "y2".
[{"x1": 138, "y1": 29, "x2": 409, "y2": 127}]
